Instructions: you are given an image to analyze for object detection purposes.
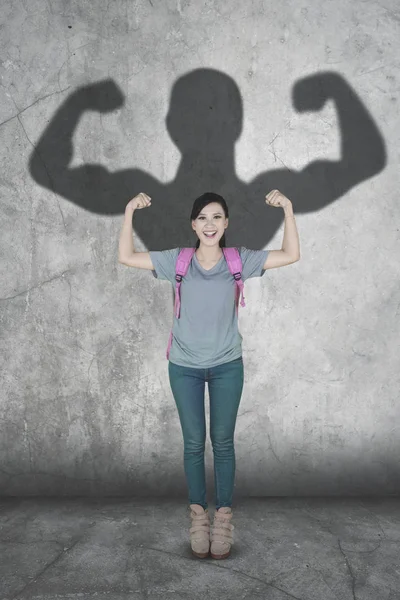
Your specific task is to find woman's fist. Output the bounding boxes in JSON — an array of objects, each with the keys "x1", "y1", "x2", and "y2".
[
  {"x1": 265, "y1": 189, "x2": 291, "y2": 209},
  {"x1": 126, "y1": 193, "x2": 152, "y2": 212}
]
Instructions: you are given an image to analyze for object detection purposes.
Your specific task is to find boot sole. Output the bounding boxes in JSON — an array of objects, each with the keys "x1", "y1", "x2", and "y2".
[
  {"x1": 210, "y1": 550, "x2": 230, "y2": 559},
  {"x1": 192, "y1": 550, "x2": 209, "y2": 558}
]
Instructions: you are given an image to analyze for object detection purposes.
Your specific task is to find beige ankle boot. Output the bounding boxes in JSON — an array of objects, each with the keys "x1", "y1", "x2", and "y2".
[
  {"x1": 210, "y1": 507, "x2": 234, "y2": 559},
  {"x1": 189, "y1": 504, "x2": 210, "y2": 558}
]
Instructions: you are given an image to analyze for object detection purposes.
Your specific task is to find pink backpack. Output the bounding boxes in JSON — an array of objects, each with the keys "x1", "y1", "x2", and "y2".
[{"x1": 166, "y1": 247, "x2": 246, "y2": 359}]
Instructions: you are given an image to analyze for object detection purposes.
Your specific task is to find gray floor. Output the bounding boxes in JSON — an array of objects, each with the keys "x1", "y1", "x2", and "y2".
[{"x1": 1, "y1": 497, "x2": 399, "y2": 599}]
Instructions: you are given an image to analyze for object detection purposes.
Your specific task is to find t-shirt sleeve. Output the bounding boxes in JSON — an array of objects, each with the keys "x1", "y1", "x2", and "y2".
[
  {"x1": 149, "y1": 247, "x2": 180, "y2": 283},
  {"x1": 239, "y1": 247, "x2": 269, "y2": 280}
]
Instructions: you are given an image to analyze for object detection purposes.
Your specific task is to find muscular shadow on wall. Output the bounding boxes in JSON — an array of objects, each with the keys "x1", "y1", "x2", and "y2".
[{"x1": 29, "y1": 69, "x2": 387, "y2": 253}]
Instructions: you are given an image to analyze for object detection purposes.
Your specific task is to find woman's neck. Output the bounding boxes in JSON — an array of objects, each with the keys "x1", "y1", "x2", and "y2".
[{"x1": 195, "y1": 247, "x2": 223, "y2": 262}]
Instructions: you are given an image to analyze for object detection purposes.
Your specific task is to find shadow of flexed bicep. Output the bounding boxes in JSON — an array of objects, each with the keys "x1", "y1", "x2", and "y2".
[
  {"x1": 291, "y1": 72, "x2": 386, "y2": 212},
  {"x1": 250, "y1": 73, "x2": 386, "y2": 220},
  {"x1": 28, "y1": 79, "x2": 162, "y2": 214},
  {"x1": 231, "y1": 72, "x2": 387, "y2": 248}
]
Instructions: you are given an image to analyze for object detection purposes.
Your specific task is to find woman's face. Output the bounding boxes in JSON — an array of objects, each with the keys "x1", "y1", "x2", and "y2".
[{"x1": 192, "y1": 203, "x2": 228, "y2": 245}]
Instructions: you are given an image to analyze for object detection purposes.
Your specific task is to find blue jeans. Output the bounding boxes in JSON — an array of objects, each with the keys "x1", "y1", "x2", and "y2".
[{"x1": 168, "y1": 356, "x2": 244, "y2": 511}]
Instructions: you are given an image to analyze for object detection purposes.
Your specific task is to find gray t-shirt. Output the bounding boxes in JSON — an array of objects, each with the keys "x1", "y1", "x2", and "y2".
[{"x1": 149, "y1": 247, "x2": 269, "y2": 368}]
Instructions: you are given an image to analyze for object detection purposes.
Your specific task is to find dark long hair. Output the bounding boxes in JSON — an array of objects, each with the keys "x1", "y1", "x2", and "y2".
[{"x1": 190, "y1": 192, "x2": 229, "y2": 249}]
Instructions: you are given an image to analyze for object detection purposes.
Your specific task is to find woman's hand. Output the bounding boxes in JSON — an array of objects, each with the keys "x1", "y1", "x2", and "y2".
[
  {"x1": 126, "y1": 192, "x2": 152, "y2": 213},
  {"x1": 265, "y1": 189, "x2": 291, "y2": 210}
]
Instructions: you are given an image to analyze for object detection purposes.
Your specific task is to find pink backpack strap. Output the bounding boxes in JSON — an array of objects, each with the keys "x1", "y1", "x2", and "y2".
[
  {"x1": 166, "y1": 248, "x2": 195, "y2": 360},
  {"x1": 223, "y1": 248, "x2": 246, "y2": 315},
  {"x1": 174, "y1": 248, "x2": 196, "y2": 318}
]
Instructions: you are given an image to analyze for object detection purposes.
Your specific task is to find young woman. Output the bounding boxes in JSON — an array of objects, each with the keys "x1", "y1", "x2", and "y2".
[{"x1": 118, "y1": 190, "x2": 300, "y2": 560}]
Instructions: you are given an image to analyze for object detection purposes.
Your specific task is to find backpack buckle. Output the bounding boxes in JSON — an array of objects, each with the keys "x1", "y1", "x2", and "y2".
[
  {"x1": 175, "y1": 274, "x2": 183, "y2": 282},
  {"x1": 233, "y1": 272, "x2": 242, "y2": 280}
]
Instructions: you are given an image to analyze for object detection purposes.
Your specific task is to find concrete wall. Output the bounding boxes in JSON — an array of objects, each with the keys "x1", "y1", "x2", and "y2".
[{"x1": 1, "y1": 0, "x2": 398, "y2": 496}]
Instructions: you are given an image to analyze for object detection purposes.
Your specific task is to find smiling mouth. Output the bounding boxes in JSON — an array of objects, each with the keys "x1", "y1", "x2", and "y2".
[{"x1": 204, "y1": 231, "x2": 217, "y2": 237}]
